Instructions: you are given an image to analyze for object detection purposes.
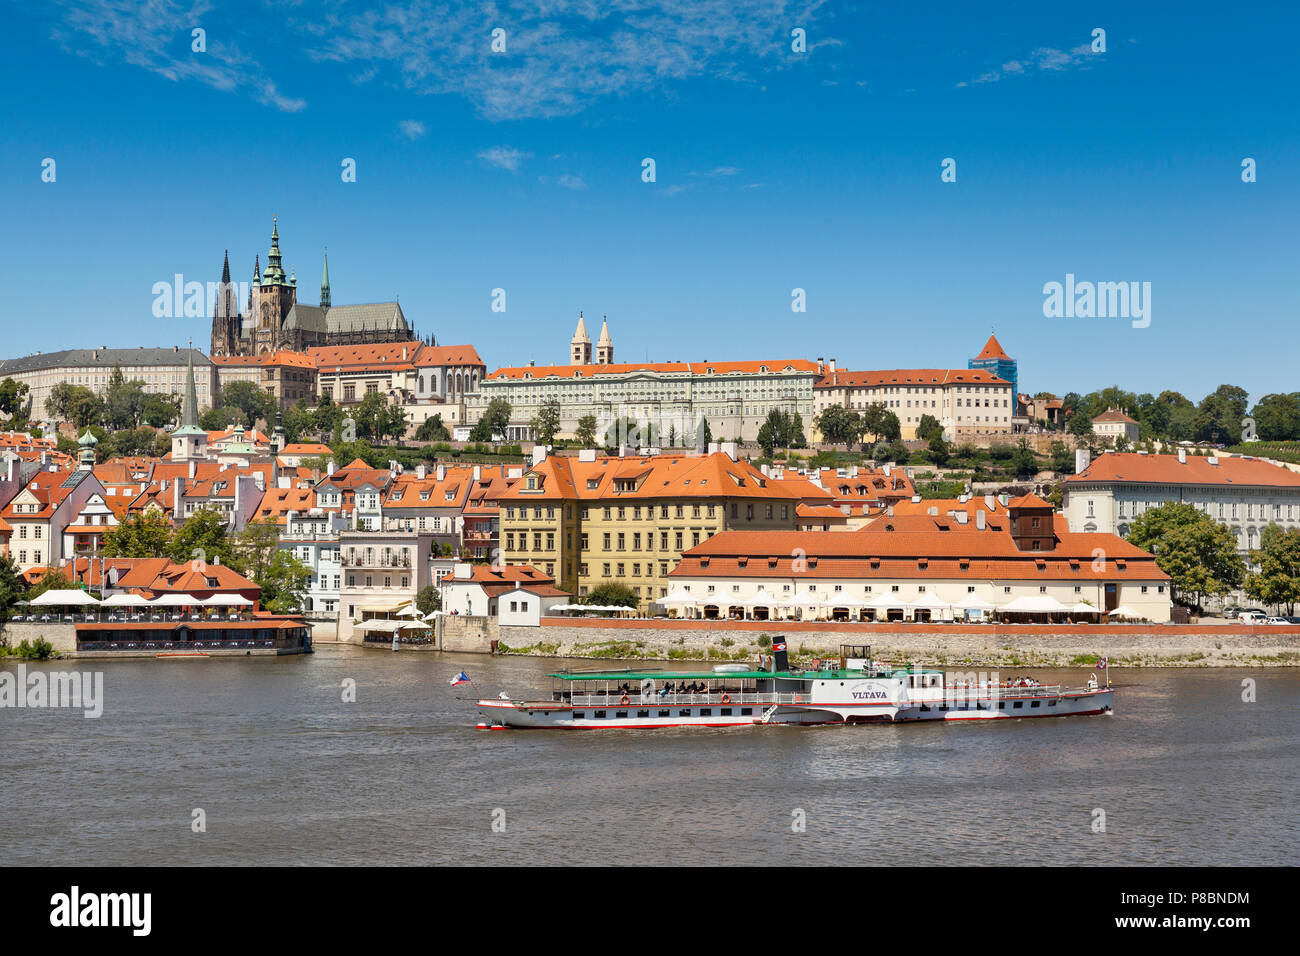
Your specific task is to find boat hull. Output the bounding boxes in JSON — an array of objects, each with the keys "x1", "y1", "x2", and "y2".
[{"x1": 476, "y1": 689, "x2": 1113, "y2": 729}]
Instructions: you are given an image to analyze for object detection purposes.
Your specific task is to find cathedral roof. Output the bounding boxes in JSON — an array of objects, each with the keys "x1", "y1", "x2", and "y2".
[{"x1": 283, "y1": 301, "x2": 409, "y2": 336}]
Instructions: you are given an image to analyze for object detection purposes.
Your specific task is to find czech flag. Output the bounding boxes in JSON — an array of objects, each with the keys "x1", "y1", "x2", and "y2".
[{"x1": 450, "y1": 671, "x2": 470, "y2": 686}]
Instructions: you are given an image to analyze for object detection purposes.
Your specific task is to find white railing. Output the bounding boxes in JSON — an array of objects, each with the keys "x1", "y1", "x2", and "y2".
[{"x1": 568, "y1": 692, "x2": 805, "y2": 707}]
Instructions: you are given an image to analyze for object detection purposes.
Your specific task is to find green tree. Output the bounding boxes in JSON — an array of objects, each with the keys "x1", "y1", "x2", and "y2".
[
  {"x1": 1049, "y1": 439, "x2": 1073, "y2": 473},
  {"x1": 415, "y1": 585, "x2": 442, "y2": 615},
  {"x1": 603, "y1": 416, "x2": 641, "y2": 451},
  {"x1": 575, "y1": 414, "x2": 598, "y2": 447},
  {"x1": 858, "y1": 403, "x2": 900, "y2": 444},
  {"x1": 1126, "y1": 502, "x2": 1246, "y2": 609},
  {"x1": 1249, "y1": 393, "x2": 1300, "y2": 442},
  {"x1": 0, "y1": 554, "x2": 28, "y2": 622},
  {"x1": 0, "y1": 378, "x2": 30, "y2": 420},
  {"x1": 46, "y1": 383, "x2": 102, "y2": 429},
  {"x1": 1194, "y1": 384, "x2": 1250, "y2": 445},
  {"x1": 696, "y1": 416, "x2": 713, "y2": 448},
  {"x1": 103, "y1": 376, "x2": 149, "y2": 429},
  {"x1": 415, "y1": 414, "x2": 450, "y2": 442},
  {"x1": 102, "y1": 510, "x2": 173, "y2": 558},
  {"x1": 928, "y1": 433, "x2": 950, "y2": 467},
  {"x1": 232, "y1": 518, "x2": 283, "y2": 585},
  {"x1": 1245, "y1": 524, "x2": 1300, "y2": 614},
  {"x1": 257, "y1": 550, "x2": 313, "y2": 613},
  {"x1": 141, "y1": 393, "x2": 180, "y2": 429},
  {"x1": 814, "y1": 405, "x2": 858, "y2": 447},
  {"x1": 530, "y1": 397, "x2": 562, "y2": 446},
  {"x1": 25, "y1": 569, "x2": 73, "y2": 600},
  {"x1": 218, "y1": 380, "x2": 276, "y2": 428},
  {"x1": 1011, "y1": 438, "x2": 1039, "y2": 476},
  {"x1": 168, "y1": 506, "x2": 237, "y2": 569},
  {"x1": 200, "y1": 405, "x2": 242, "y2": 431},
  {"x1": 470, "y1": 398, "x2": 512, "y2": 442},
  {"x1": 585, "y1": 582, "x2": 639, "y2": 608},
  {"x1": 916, "y1": 414, "x2": 944, "y2": 443}
]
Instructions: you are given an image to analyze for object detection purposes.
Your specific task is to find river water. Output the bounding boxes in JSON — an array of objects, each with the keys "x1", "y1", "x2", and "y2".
[{"x1": 2, "y1": 647, "x2": 1297, "y2": 866}]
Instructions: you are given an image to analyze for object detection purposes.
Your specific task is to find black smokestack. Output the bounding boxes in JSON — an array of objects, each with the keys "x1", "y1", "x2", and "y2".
[{"x1": 772, "y1": 637, "x2": 789, "y2": 672}]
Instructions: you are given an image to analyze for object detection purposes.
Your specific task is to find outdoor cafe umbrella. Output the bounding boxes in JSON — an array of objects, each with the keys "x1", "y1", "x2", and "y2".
[
  {"x1": 100, "y1": 593, "x2": 148, "y2": 607},
  {"x1": 149, "y1": 593, "x2": 198, "y2": 607},
  {"x1": 202, "y1": 594, "x2": 254, "y2": 606},
  {"x1": 1107, "y1": 605, "x2": 1143, "y2": 619},
  {"x1": 27, "y1": 589, "x2": 101, "y2": 606}
]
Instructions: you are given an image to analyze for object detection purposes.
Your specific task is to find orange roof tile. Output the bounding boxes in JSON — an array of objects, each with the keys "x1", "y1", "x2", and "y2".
[
  {"x1": 975, "y1": 334, "x2": 1011, "y2": 361},
  {"x1": 488, "y1": 359, "x2": 819, "y2": 381},
  {"x1": 816, "y1": 369, "x2": 1010, "y2": 389},
  {"x1": 1066, "y1": 453, "x2": 1300, "y2": 488}
]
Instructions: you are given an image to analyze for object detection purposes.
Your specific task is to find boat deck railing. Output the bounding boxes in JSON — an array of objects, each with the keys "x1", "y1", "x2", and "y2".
[
  {"x1": 568, "y1": 692, "x2": 807, "y2": 707},
  {"x1": 944, "y1": 683, "x2": 1064, "y2": 699}
]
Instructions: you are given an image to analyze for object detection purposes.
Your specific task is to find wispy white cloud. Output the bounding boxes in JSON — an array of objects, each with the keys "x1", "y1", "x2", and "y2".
[
  {"x1": 398, "y1": 119, "x2": 426, "y2": 140},
  {"x1": 302, "y1": 0, "x2": 833, "y2": 120},
  {"x1": 52, "y1": 0, "x2": 307, "y2": 111},
  {"x1": 556, "y1": 173, "x2": 587, "y2": 190},
  {"x1": 478, "y1": 145, "x2": 531, "y2": 172},
  {"x1": 51, "y1": 1, "x2": 832, "y2": 119},
  {"x1": 956, "y1": 43, "x2": 1100, "y2": 88}
]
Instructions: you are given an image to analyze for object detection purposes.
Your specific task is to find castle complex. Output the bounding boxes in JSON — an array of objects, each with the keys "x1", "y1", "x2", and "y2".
[{"x1": 210, "y1": 218, "x2": 419, "y2": 357}]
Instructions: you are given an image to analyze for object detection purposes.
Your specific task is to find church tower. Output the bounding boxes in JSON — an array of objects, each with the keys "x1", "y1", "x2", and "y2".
[
  {"x1": 595, "y1": 315, "x2": 614, "y2": 365},
  {"x1": 252, "y1": 216, "x2": 297, "y2": 354},
  {"x1": 320, "y1": 250, "x2": 331, "y2": 308},
  {"x1": 171, "y1": 345, "x2": 209, "y2": 462},
  {"x1": 571, "y1": 311, "x2": 592, "y2": 365},
  {"x1": 209, "y1": 250, "x2": 241, "y2": 357}
]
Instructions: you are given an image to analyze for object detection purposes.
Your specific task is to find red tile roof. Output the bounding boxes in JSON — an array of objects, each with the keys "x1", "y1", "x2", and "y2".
[
  {"x1": 1066, "y1": 453, "x2": 1300, "y2": 488},
  {"x1": 488, "y1": 359, "x2": 819, "y2": 381},
  {"x1": 816, "y1": 369, "x2": 1010, "y2": 389},
  {"x1": 414, "y1": 344, "x2": 484, "y2": 367},
  {"x1": 975, "y1": 334, "x2": 1011, "y2": 361}
]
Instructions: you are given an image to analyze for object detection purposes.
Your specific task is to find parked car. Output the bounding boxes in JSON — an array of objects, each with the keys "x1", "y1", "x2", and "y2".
[
  {"x1": 1264, "y1": 617, "x2": 1291, "y2": 625},
  {"x1": 1237, "y1": 610, "x2": 1267, "y2": 623},
  {"x1": 1223, "y1": 606, "x2": 1243, "y2": 620}
]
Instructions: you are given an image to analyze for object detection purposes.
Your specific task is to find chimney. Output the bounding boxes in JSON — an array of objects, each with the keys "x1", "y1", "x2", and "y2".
[
  {"x1": 189, "y1": 459, "x2": 197, "y2": 480},
  {"x1": 828, "y1": 358, "x2": 836, "y2": 373},
  {"x1": 1075, "y1": 448, "x2": 1091, "y2": 474},
  {"x1": 173, "y1": 477, "x2": 184, "y2": 514},
  {"x1": 985, "y1": 494, "x2": 995, "y2": 511},
  {"x1": 327, "y1": 460, "x2": 336, "y2": 476},
  {"x1": 1178, "y1": 448, "x2": 1187, "y2": 464},
  {"x1": 416, "y1": 463, "x2": 427, "y2": 480},
  {"x1": 887, "y1": 504, "x2": 895, "y2": 517},
  {"x1": 954, "y1": 510, "x2": 968, "y2": 524},
  {"x1": 927, "y1": 506, "x2": 938, "y2": 516},
  {"x1": 998, "y1": 493, "x2": 1009, "y2": 507},
  {"x1": 771, "y1": 636, "x2": 790, "y2": 672},
  {"x1": 473, "y1": 465, "x2": 482, "y2": 481},
  {"x1": 436, "y1": 463, "x2": 446, "y2": 481},
  {"x1": 578, "y1": 448, "x2": 596, "y2": 462},
  {"x1": 882, "y1": 464, "x2": 891, "y2": 476},
  {"x1": 816, "y1": 357, "x2": 824, "y2": 374},
  {"x1": 976, "y1": 509, "x2": 986, "y2": 530}
]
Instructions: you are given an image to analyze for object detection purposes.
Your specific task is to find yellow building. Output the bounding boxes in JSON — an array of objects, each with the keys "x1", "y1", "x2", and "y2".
[{"x1": 497, "y1": 449, "x2": 810, "y2": 610}]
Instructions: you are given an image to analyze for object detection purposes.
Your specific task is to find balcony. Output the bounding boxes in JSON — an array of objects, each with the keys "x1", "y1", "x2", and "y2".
[{"x1": 342, "y1": 554, "x2": 412, "y2": 569}]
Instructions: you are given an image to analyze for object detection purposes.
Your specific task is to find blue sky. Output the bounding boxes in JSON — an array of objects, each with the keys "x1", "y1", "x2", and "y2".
[{"x1": 2, "y1": 1, "x2": 1297, "y2": 404}]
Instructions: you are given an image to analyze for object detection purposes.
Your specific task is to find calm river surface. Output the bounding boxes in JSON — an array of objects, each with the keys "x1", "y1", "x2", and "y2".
[{"x1": 2, "y1": 647, "x2": 1297, "y2": 866}]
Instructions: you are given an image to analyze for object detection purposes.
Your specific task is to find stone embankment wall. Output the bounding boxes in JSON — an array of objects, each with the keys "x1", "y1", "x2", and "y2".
[
  {"x1": 1, "y1": 622, "x2": 78, "y2": 654},
  {"x1": 498, "y1": 618, "x2": 1300, "y2": 667}
]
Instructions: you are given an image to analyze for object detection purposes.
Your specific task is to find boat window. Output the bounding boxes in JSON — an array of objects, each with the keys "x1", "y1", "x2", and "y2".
[
  {"x1": 593, "y1": 710, "x2": 606, "y2": 718},
  {"x1": 997, "y1": 701, "x2": 1005, "y2": 709},
  {"x1": 573, "y1": 712, "x2": 585, "y2": 719},
  {"x1": 658, "y1": 710, "x2": 670, "y2": 718},
  {"x1": 1031, "y1": 701, "x2": 1041, "y2": 708},
  {"x1": 1013, "y1": 701, "x2": 1023, "y2": 709},
  {"x1": 741, "y1": 708, "x2": 753, "y2": 716},
  {"x1": 721, "y1": 708, "x2": 732, "y2": 716},
  {"x1": 1048, "y1": 700, "x2": 1057, "y2": 706},
  {"x1": 679, "y1": 709, "x2": 690, "y2": 717},
  {"x1": 637, "y1": 710, "x2": 649, "y2": 718},
  {"x1": 700, "y1": 708, "x2": 712, "y2": 716}
]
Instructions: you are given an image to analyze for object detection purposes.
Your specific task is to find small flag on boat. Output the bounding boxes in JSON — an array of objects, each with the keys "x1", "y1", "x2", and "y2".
[
  {"x1": 773, "y1": 641, "x2": 787, "y2": 652},
  {"x1": 450, "y1": 671, "x2": 470, "y2": 686},
  {"x1": 1097, "y1": 658, "x2": 1107, "y2": 669}
]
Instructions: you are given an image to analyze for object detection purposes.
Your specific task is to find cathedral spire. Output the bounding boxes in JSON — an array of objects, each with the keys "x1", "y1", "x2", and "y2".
[
  {"x1": 221, "y1": 249, "x2": 231, "y2": 284},
  {"x1": 320, "y1": 249, "x2": 331, "y2": 308},
  {"x1": 262, "y1": 215, "x2": 287, "y2": 285}
]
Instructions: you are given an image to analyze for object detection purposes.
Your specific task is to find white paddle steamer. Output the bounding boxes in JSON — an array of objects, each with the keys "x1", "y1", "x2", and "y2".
[{"x1": 475, "y1": 642, "x2": 1113, "y2": 729}]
